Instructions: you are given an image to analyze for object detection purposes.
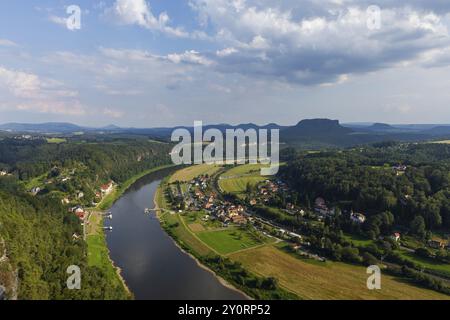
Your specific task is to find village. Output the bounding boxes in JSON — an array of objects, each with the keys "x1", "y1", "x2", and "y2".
[{"x1": 164, "y1": 166, "x2": 450, "y2": 262}]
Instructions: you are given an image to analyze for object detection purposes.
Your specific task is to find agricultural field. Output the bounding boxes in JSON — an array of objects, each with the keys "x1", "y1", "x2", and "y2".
[
  {"x1": 169, "y1": 164, "x2": 222, "y2": 183},
  {"x1": 219, "y1": 164, "x2": 268, "y2": 197},
  {"x1": 160, "y1": 211, "x2": 214, "y2": 256},
  {"x1": 219, "y1": 176, "x2": 267, "y2": 196},
  {"x1": 230, "y1": 246, "x2": 450, "y2": 300},
  {"x1": 430, "y1": 140, "x2": 450, "y2": 144},
  {"x1": 196, "y1": 227, "x2": 265, "y2": 255},
  {"x1": 220, "y1": 164, "x2": 267, "y2": 178},
  {"x1": 184, "y1": 211, "x2": 223, "y2": 231}
]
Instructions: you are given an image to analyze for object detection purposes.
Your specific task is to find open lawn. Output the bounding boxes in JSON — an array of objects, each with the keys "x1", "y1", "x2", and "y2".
[
  {"x1": 196, "y1": 228, "x2": 263, "y2": 255},
  {"x1": 219, "y1": 176, "x2": 266, "y2": 196},
  {"x1": 169, "y1": 164, "x2": 222, "y2": 183},
  {"x1": 344, "y1": 233, "x2": 374, "y2": 247},
  {"x1": 219, "y1": 164, "x2": 268, "y2": 197},
  {"x1": 430, "y1": 140, "x2": 450, "y2": 144},
  {"x1": 160, "y1": 212, "x2": 214, "y2": 256},
  {"x1": 221, "y1": 164, "x2": 267, "y2": 178},
  {"x1": 230, "y1": 246, "x2": 450, "y2": 300}
]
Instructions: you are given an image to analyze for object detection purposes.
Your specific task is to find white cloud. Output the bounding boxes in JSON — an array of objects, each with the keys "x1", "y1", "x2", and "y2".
[
  {"x1": 190, "y1": 0, "x2": 450, "y2": 85},
  {"x1": 107, "y1": 0, "x2": 188, "y2": 37},
  {"x1": 0, "y1": 39, "x2": 18, "y2": 47},
  {"x1": 167, "y1": 50, "x2": 213, "y2": 66},
  {"x1": 0, "y1": 66, "x2": 85, "y2": 116},
  {"x1": 216, "y1": 47, "x2": 238, "y2": 57}
]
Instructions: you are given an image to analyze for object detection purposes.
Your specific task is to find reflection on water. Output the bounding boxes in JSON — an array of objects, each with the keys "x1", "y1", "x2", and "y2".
[{"x1": 105, "y1": 167, "x2": 247, "y2": 300}]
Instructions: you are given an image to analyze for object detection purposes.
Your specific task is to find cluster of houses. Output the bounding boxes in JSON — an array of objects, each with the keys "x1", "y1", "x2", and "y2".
[
  {"x1": 314, "y1": 197, "x2": 335, "y2": 216},
  {"x1": 185, "y1": 177, "x2": 249, "y2": 226},
  {"x1": 167, "y1": 175, "x2": 249, "y2": 227},
  {"x1": 95, "y1": 181, "x2": 114, "y2": 200},
  {"x1": 251, "y1": 179, "x2": 290, "y2": 205}
]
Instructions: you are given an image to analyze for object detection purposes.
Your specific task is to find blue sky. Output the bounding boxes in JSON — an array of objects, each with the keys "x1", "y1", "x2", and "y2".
[{"x1": 1, "y1": 0, "x2": 450, "y2": 127}]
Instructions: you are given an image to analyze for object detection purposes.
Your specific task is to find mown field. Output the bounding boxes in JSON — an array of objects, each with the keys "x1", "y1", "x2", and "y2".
[
  {"x1": 219, "y1": 164, "x2": 268, "y2": 197},
  {"x1": 221, "y1": 164, "x2": 267, "y2": 178},
  {"x1": 230, "y1": 246, "x2": 450, "y2": 300},
  {"x1": 169, "y1": 164, "x2": 222, "y2": 183},
  {"x1": 219, "y1": 176, "x2": 267, "y2": 196},
  {"x1": 196, "y1": 228, "x2": 264, "y2": 255}
]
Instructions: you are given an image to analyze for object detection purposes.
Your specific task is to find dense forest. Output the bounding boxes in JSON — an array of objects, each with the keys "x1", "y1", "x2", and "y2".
[
  {"x1": 0, "y1": 136, "x2": 172, "y2": 299},
  {"x1": 281, "y1": 143, "x2": 450, "y2": 233},
  {"x1": 275, "y1": 143, "x2": 450, "y2": 294}
]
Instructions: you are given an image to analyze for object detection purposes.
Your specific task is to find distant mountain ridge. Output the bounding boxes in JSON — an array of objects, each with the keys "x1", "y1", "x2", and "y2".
[
  {"x1": 0, "y1": 122, "x2": 84, "y2": 133},
  {"x1": 1, "y1": 119, "x2": 450, "y2": 148}
]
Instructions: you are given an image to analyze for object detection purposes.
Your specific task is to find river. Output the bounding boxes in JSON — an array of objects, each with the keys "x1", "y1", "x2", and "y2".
[{"x1": 104, "y1": 167, "x2": 247, "y2": 300}]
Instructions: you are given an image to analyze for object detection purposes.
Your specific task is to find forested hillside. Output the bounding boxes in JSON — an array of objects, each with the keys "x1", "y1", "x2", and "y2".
[
  {"x1": 281, "y1": 143, "x2": 450, "y2": 233},
  {"x1": 0, "y1": 137, "x2": 172, "y2": 299}
]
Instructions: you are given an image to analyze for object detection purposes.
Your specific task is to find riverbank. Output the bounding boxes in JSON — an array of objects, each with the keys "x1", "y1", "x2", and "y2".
[
  {"x1": 97, "y1": 164, "x2": 176, "y2": 211},
  {"x1": 153, "y1": 180, "x2": 251, "y2": 300},
  {"x1": 86, "y1": 211, "x2": 132, "y2": 299},
  {"x1": 154, "y1": 173, "x2": 297, "y2": 300},
  {"x1": 87, "y1": 164, "x2": 176, "y2": 299}
]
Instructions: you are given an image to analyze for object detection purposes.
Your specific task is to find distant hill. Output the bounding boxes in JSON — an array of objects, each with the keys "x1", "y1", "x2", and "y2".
[
  {"x1": 423, "y1": 126, "x2": 450, "y2": 136},
  {"x1": 2, "y1": 119, "x2": 450, "y2": 149},
  {"x1": 0, "y1": 122, "x2": 84, "y2": 133},
  {"x1": 281, "y1": 119, "x2": 358, "y2": 147},
  {"x1": 367, "y1": 123, "x2": 395, "y2": 131}
]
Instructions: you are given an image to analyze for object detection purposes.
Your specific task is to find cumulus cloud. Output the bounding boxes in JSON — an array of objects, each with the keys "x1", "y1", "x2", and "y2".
[
  {"x1": 189, "y1": 0, "x2": 450, "y2": 85},
  {"x1": 0, "y1": 66, "x2": 85, "y2": 115},
  {"x1": 107, "y1": 0, "x2": 189, "y2": 37}
]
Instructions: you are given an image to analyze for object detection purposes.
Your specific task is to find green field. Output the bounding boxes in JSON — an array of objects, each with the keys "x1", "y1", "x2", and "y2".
[
  {"x1": 169, "y1": 164, "x2": 222, "y2": 183},
  {"x1": 221, "y1": 164, "x2": 267, "y2": 178},
  {"x1": 231, "y1": 246, "x2": 450, "y2": 300},
  {"x1": 219, "y1": 164, "x2": 268, "y2": 197},
  {"x1": 219, "y1": 176, "x2": 266, "y2": 196},
  {"x1": 159, "y1": 211, "x2": 214, "y2": 256},
  {"x1": 46, "y1": 137, "x2": 67, "y2": 144},
  {"x1": 430, "y1": 140, "x2": 450, "y2": 144},
  {"x1": 196, "y1": 228, "x2": 264, "y2": 255},
  {"x1": 398, "y1": 251, "x2": 450, "y2": 276},
  {"x1": 344, "y1": 233, "x2": 374, "y2": 247}
]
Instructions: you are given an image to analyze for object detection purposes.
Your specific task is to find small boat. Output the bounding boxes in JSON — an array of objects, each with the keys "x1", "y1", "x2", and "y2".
[
  {"x1": 144, "y1": 208, "x2": 151, "y2": 214},
  {"x1": 107, "y1": 214, "x2": 113, "y2": 220},
  {"x1": 103, "y1": 226, "x2": 113, "y2": 231}
]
